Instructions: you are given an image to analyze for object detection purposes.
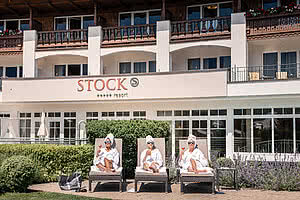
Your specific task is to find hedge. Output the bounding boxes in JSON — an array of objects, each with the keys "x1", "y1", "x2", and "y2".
[
  {"x1": 86, "y1": 120, "x2": 170, "y2": 178},
  {"x1": 0, "y1": 156, "x2": 36, "y2": 193},
  {"x1": 0, "y1": 144, "x2": 93, "y2": 183}
]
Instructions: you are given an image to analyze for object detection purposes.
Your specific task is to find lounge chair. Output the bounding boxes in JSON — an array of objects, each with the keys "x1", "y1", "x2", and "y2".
[
  {"x1": 135, "y1": 138, "x2": 168, "y2": 193},
  {"x1": 88, "y1": 138, "x2": 123, "y2": 192},
  {"x1": 178, "y1": 138, "x2": 215, "y2": 194}
]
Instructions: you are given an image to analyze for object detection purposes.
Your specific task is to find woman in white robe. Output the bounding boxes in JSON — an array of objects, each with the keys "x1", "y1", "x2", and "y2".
[
  {"x1": 140, "y1": 135, "x2": 163, "y2": 173},
  {"x1": 179, "y1": 135, "x2": 212, "y2": 173},
  {"x1": 94, "y1": 134, "x2": 120, "y2": 172}
]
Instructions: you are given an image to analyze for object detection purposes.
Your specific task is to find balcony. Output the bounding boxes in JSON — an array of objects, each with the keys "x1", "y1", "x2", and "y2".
[
  {"x1": 171, "y1": 16, "x2": 231, "y2": 43},
  {"x1": 102, "y1": 24, "x2": 157, "y2": 47},
  {"x1": 229, "y1": 64, "x2": 300, "y2": 83},
  {"x1": 37, "y1": 29, "x2": 88, "y2": 49},
  {"x1": 247, "y1": 12, "x2": 300, "y2": 40},
  {"x1": 0, "y1": 35, "x2": 23, "y2": 52}
]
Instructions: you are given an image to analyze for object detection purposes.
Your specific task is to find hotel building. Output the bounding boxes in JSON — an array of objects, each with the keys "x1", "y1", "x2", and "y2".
[{"x1": 0, "y1": 0, "x2": 300, "y2": 161}]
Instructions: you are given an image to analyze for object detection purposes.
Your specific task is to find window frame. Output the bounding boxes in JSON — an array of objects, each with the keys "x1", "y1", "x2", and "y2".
[
  {"x1": 54, "y1": 14, "x2": 94, "y2": 31},
  {"x1": 0, "y1": 18, "x2": 30, "y2": 31},
  {"x1": 119, "y1": 9, "x2": 161, "y2": 26}
]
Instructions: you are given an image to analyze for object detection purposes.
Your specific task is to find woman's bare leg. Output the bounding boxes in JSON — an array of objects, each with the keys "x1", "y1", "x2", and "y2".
[
  {"x1": 149, "y1": 163, "x2": 159, "y2": 173},
  {"x1": 96, "y1": 163, "x2": 106, "y2": 171},
  {"x1": 104, "y1": 158, "x2": 114, "y2": 172},
  {"x1": 190, "y1": 159, "x2": 207, "y2": 174}
]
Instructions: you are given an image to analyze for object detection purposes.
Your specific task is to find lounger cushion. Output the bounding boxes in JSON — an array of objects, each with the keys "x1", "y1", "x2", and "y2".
[
  {"x1": 89, "y1": 166, "x2": 123, "y2": 176},
  {"x1": 135, "y1": 167, "x2": 167, "y2": 176}
]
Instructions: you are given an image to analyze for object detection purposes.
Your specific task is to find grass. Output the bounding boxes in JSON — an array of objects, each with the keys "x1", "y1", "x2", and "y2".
[{"x1": 0, "y1": 192, "x2": 111, "y2": 200}]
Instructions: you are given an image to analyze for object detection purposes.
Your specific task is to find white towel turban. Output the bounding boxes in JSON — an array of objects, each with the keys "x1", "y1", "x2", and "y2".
[
  {"x1": 187, "y1": 134, "x2": 196, "y2": 144},
  {"x1": 146, "y1": 135, "x2": 154, "y2": 144},
  {"x1": 105, "y1": 133, "x2": 115, "y2": 145}
]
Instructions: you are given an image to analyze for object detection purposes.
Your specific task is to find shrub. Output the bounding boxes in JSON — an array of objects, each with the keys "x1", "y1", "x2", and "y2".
[
  {"x1": 0, "y1": 156, "x2": 36, "y2": 193},
  {"x1": 0, "y1": 144, "x2": 94, "y2": 183},
  {"x1": 86, "y1": 120, "x2": 170, "y2": 178},
  {"x1": 214, "y1": 158, "x2": 236, "y2": 187}
]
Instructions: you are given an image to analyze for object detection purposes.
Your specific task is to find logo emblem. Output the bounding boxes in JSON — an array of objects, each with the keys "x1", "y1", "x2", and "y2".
[{"x1": 130, "y1": 78, "x2": 139, "y2": 87}]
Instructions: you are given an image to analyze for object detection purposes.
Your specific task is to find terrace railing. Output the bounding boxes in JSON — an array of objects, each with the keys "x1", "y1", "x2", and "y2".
[
  {"x1": 37, "y1": 29, "x2": 88, "y2": 46},
  {"x1": 171, "y1": 16, "x2": 231, "y2": 41},
  {"x1": 102, "y1": 24, "x2": 156, "y2": 43},
  {"x1": 229, "y1": 64, "x2": 300, "y2": 82},
  {"x1": 247, "y1": 12, "x2": 300, "y2": 37},
  {"x1": 0, "y1": 35, "x2": 23, "y2": 49}
]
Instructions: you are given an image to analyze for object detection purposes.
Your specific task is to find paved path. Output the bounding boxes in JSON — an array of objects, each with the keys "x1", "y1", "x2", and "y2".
[{"x1": 29, "y1": 180, "x2": 300, "y2": 200}]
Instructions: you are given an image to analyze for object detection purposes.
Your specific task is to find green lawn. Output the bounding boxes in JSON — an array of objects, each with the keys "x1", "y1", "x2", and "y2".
[{"x1": 0, "y1": 192, "x2": 111, "y2": 200}]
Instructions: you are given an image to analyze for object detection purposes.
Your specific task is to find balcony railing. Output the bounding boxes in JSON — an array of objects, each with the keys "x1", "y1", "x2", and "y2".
[
  {"x1": 171, "y1": 16, "x2": 231, "y2": 42},
  {"x1": 229, "y1": 64, "x2": 300, "y2": 82},
  {"x1": 0, "y1": 35, "x2": 23, "y2": 50},
  {"x1": 247, "y1": 12, "x2": 300, "y2": 38},
  {"x1": 102, "y1": 24, "x2": 156, "y2": 46},
  {"x1": 37, "y1": 29, "x2": 88, "y2": 47}
]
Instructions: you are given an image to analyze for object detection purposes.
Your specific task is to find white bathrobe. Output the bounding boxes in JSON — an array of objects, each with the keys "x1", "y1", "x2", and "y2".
[
  {"x1": 140, "y1": 148, "x2": 163, "y2": 168},
  {"x1": 94, "y1": 148, "x2": 120, "y2": 170},
  {"x1": 179, "y1": 148, "x2": 211, "y2": 172}
]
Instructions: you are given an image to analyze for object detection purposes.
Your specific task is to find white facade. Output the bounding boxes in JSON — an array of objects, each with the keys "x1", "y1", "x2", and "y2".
[{"x1": 1, "y1": 12, "x2": 300, "y2": 162}]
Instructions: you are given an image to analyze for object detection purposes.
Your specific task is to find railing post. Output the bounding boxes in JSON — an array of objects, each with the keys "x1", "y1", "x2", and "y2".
[
  {"x1": 88, "y1": 26, "x2": 103, "y2": 75},
  {"x1": 23, "y1": 30, "x2": 37, "y2": 78},
  {"x1": 156, "y1": 20, "x2": 171, "y2": 72},
  {"x1": 231, "y1": 13, "x2": 247, "y2": 82}
]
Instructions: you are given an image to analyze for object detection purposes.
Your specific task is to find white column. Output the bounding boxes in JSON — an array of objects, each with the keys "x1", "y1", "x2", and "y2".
[
  {"x1": 226, "y1": 109, "x2": 234, "y2": 159},
  {"x1": 156, "y1": 20, "x2": 171, "y2": 72},
  {"x1": 23, "y1": 30, "x2": 37, "y2": 78},
  {"x1": 231, "y1": 13, "x2": 247, "y2": 82},
  {"x1": 88, "y1": 26, "x2": 102, "y2": 75}
]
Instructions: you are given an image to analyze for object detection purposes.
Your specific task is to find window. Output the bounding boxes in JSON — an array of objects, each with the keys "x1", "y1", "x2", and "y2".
[
  {"x1": 253, "y1": 118, "x2": 272, "y2": 153},
  {"x1": 210, "y1": 120, "x2": 226, "y2": 156},
  {"x1": 6, "y1": 67, "x2": 17, "y2": 77},
  {"x1": 274, "y1": 118, "x2": 293, "y2": 153},
  {"x1": 50, "y1": 122, "x2": 60, "y2": 140},
  {"x1": 253, "y1": 108, "x2": 272, "y2": 115},
  {"x1": 210, "y1": 109, "x2": 227, "y2": 116},
  {"x1": 263, "y1": 52, "x2": 278, "y2": 78},
  {"x1": 220, "y1": 56, "x2": 231, "y2": 68},
  {"x1": 64, "y1": 112, "x2": 76, "y2": 145},
  {"x1": 34, "y1": 113, "x2": 41, "y2": 118},
  {"x1": 134, "y1": 62, "x2": 146, "y2": 73},
  {"x1": 192, "y1": 110, "x2": 208, "y2": 116},
  {"x1": 203, "y1": 58, "x2": 217, "y2": 69},
  {"x1": 192, "y1": 120, "x2": 207, "y2": 138},
  {"x1": 149, "y1": 61, "x2": 156, "y2": 72},
  {"x1": 234, "y1": 109, "x2": 251, "y2": 115},
  {"x1": 55, "y1": 64, "x2": 87, "y2": 77},
  {"x1": 119, "y1": 62, "x2": 131, "y2": 74},
  {"x1": 203, "y1": 4, "x2": 218, "y2": 18},
  {"x1": 133, "y1": 111, "x2": 146, "y2": 120},
  {"x1": 34, "y1": 121, "x2": 40, "y2": 139},
  {"x1": 116, "y1": 111, "x2": 130, "y2": 117},
  {"x1": 0, "y1": 19, "x2": 29, "y2": 31},
  {"x1": 219, "y1": 3, "x2": 233, "y2": 17},
  {"x1": 82, "y1": 64, "x2": 88, "y2": 75},
  {"x1": 101, "y1": 112, "x2": 116, "y2": 117},
  {"x1": 188, "y1": 58, "x2": 201, "y2": 70},
  {"x1": 119, "y1": 10, "x2": 161, "y2": 26},
  {"x1": 273, "y1": 108, "x2": 293, "y2": 115},
  {"x1": 68, "y1": 65, "x2": 81, "y2": 76},
  {"x1": 86, "y1": 112, "x2": 98, "y2": 121},
  {"x1": 187, "y1": 2, "x2": 232, "y2": 20},
  {"x1": 296, "y1": 118, "x2": 300, "y2": 153},
  {"x1": 0, "y1": 67, "x2": 3, "y2": 77},
  {"x1": 188, "y1": 6, "x2": 201, "y2": 20},
  {"x1": 55, "y1": 65, "x2": 66, "y2": 76},
  {"x1": 19, "y1": 66, "x2": 23, "y2": 77},
  {"x1": 263, "y1": 0, "x2": 279, "y2": 9},
  {"x1": 234, "y1": 119, "x2": 251, "y2": 152},
  {"x1": 281, "y1": 52, "x2": 297, "y2": 78},
  {"x1": 20, "y1": 113, "x2": 31, "y2": 139},
  {"x1": 174, "y1": 110, "x2": 190, "y2": 116},
  {"x1": 175, "y1": 120, "x2": 189, "y2": 155},
  {"x1": 157, "y1": 110, "x2": 172, "y2": 117},
  {"x1": 48, "y1": 112, "x2": 61, "y2": 117},
  {"x1": 55, "y1": 15, "x2": 94, "y2": 30}
]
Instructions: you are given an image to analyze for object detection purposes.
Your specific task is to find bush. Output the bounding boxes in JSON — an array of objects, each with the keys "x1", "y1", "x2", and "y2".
[
  {"x1": 214, "y1": 158, "x2": 235, "y2": 187},
  {"x1": 0, "y1": 156, "x2": 36, "y2": 193},
  {"x1": 235, "y1": 155, "x2": 300, "y2": 191},
  {"x1": 0, "y1": 144, "x2": 93, "y2": 183},
  {"x1": 86, "y1": 120, "x2": 170, "y2": 178}
]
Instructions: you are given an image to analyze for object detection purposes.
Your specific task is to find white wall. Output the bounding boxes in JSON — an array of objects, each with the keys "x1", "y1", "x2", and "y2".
[
  {"x1": 172, "y1": 46, "x2": 230, "y2": 71},
  {"x1": 36, "y1": 55, "x2": 88, "y2": 77},
  {"x1": 103, "y1": 51, "x2": 156, "y2": 75},
  {"x1": 248, "y1": 37, "x2": 300, "y2": 66}
]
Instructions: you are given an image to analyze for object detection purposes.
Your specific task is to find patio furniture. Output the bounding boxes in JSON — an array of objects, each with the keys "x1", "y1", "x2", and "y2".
[
  {"x1": 178, "y1": 139, "x2": 215, "y2": 194},
  {"x1": 276, "y1": 72, "x2": 288, "y2": 79},
  {"x1": 135, "y1": 138, "x2": 168, "y2": 193},
  {"x1": 88, "y1": 138, "x2": 123, "y2": 192}
]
